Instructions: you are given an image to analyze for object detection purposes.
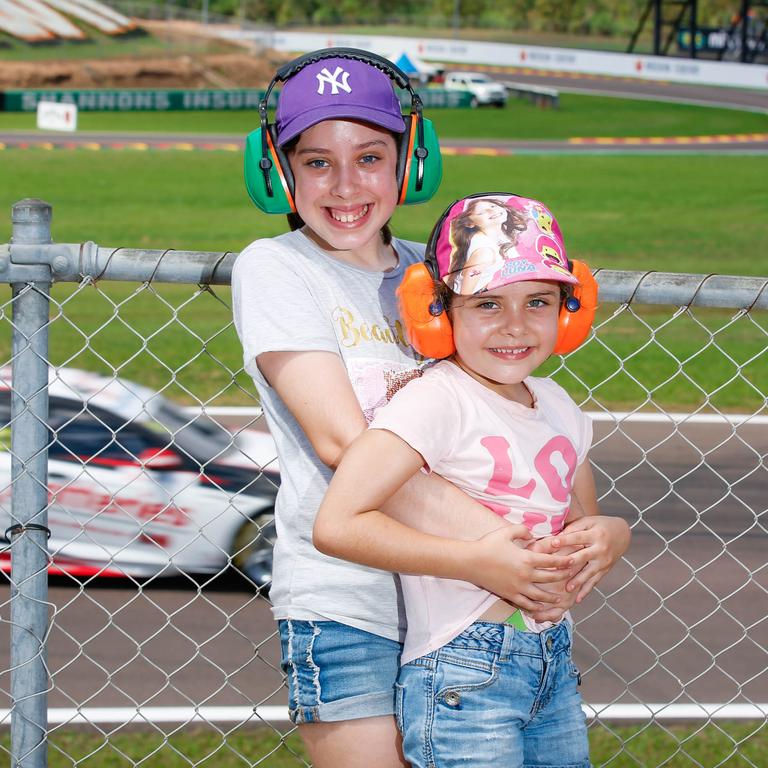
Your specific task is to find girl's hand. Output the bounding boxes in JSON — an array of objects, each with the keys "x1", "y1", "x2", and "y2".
[
  {"x1": 524, "y1": 538, "x2": 583, "y2": 622},
  {"x1": 554, "y1": 516, "x2": 631, "y2": 603},
  {"x1": 467, "y1": 525, "x2": 575, "y2": 612}
]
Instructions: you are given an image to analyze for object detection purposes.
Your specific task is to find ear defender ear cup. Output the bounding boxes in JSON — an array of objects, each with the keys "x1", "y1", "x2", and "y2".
[
  {"x1": 244, "y1": 127, "x2": 296, "y2": 214},
  {"x1": 397, "y1": 115, "x2": 443, "y2": 206},
  {"x1": 396, "y1": 263, "x2": 455, "y2": 359},
  {"x1": 553, "y1": 260, "x2": 599, "y2": 355}
]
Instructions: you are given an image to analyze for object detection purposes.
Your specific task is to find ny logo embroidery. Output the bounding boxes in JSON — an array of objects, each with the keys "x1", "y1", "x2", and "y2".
[{"x1": 316, "y1": 66, "x2": 352, "y2": 95}]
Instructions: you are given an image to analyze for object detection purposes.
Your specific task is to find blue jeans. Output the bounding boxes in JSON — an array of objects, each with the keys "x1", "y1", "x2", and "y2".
[
  {"x1": 396, "y1": 621, "x2": 590, "y2": 768},
  {"x1": 278, "y1": 619, "x2": 402, "y2": 724}
]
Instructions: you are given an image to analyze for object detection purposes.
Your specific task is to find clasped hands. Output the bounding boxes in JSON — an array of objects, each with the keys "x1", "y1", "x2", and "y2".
[{"x1": 471, "y1": 515, "x2": 630, "y2": 624}]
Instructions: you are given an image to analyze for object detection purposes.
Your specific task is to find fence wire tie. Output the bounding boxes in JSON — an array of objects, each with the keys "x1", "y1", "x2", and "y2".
[
  {"x1": 623, "y1": 270, "x2": 657, "y2": 308},
  {"x1": 197, "y1": 251, "x2": 234, "y2": 308},
  {"x1": 743, "y1": 277, "x2": 768, "y2": 314},
  {"x1": 684, "y1": 273, "x2": 717, "y2": 311},
  {"x1": 147, "y1": 248, "x2": 176, "y2": 285},
  {"x1": 203, "y1": 250, "x2": 231, "y2": 287},
  {"x1": 5, "y1": 523, "x2": 52, "y2": 540},
  {"x1": 92, "y1": 246, "x2": 127, "y2": 283}
]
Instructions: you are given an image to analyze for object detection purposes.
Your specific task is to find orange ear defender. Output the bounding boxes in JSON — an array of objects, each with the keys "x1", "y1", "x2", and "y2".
[
  {"x1": 397, "y1": 259, "x2": 598, "y2": 360},
  {"x1": 553, "y1": 260, "x2": 599, "y2": 355},
  {"x1": 397, "y1": 262, "x2": 455, "y2": 359}
]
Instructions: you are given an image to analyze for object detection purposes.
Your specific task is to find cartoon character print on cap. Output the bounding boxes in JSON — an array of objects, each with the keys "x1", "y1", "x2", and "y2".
[{"x1": 436, "y1": 194, "x2": 580, "y2": 296}]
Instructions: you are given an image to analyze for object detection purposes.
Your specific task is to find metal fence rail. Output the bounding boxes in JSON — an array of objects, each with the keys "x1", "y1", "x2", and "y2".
[{"x1": 1, "y1": 199, "x2": 766, "y2": 767}]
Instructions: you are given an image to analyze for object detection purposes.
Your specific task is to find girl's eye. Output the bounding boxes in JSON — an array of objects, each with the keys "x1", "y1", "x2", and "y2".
[
  {"x1": 306, "y1": 158, "x2": 329, "y2": 169},
  {"x1": 477, "y1": 300, "x2": 499, "y2": 310},
  {"x1": 359, "y1": 154, "x2": 380, "y2": 165},
  {"x1": 528, "y1": 298, "x2": 553, "y2": 309}
]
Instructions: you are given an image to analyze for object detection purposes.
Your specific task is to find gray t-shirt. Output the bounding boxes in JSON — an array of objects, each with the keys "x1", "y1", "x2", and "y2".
[{"x1": 231, "y1": 229, "x2": 426, "y2": 641}]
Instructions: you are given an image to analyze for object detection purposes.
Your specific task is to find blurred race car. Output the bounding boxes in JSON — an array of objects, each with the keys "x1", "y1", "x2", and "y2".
[{"x1": 0, "y1": 367, "x2": 279, "y2": 588}]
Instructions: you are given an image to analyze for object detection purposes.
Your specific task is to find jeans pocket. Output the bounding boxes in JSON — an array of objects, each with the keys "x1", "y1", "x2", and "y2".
[{"x1": 435, "y1": 655, "x2": 498, "y2": 708}]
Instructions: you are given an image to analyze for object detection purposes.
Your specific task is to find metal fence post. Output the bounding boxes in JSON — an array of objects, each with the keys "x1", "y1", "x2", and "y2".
[{"x1": 9, "y1": 199, "x2": 52, "y2": 768}]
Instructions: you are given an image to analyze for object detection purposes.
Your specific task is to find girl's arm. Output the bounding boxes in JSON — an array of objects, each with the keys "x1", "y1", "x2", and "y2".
[
  {"x1": 556, "y1": 460, "x2": 631, "y2": 602},
  {"x1": 314, "y1": 427, "x2": 572, "y2": 607},
  {"x1": 259, "y1": 349, "x2": 573, "y2": 609}
]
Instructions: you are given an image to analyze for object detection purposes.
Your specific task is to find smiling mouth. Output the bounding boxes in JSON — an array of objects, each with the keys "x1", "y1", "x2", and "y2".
[
  {"x1": 489, "y1": 346, "x2": 531, "y2": 356},
  {"x1": 327, "y1": 204, "x2": 370, "y2": 224}
]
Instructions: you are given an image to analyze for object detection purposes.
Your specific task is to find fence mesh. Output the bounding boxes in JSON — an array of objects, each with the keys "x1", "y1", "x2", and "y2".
[{"x1": 1, "y1": 265, "x2": 766, "y2": 767}]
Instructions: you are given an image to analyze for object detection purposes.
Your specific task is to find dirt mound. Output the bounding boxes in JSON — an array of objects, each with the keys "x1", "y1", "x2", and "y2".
[
  {"x1": 0, "y1": 21, "x2": 290, "y2": 89},
  {"x1": 0, "y1": 52, "x2": 287, "y2": 89}
]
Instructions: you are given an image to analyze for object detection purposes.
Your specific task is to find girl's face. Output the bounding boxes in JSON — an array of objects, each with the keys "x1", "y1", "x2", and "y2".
[
  {"x1": 450, "y1": 280, "x2": 561, "y2": 404},
  {"x1": 467, "y1": 200, "x2": 507, "y2": 232},
  {"x1": 289, "y1": 119, "x2": 399, "y2": 258}
]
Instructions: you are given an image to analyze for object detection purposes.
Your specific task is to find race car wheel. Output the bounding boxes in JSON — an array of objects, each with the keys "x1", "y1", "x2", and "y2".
[
  {"x1": 231, "y1": 511, "x2": 276, "y2": 591},
  {"x1": 470, "y1": 96, "x2": 479, "y2": 108}
]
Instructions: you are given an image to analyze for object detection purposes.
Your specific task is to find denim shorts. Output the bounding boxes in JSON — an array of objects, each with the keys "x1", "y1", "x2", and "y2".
[
  {"x1": 278, "y1": 619, "x2": 403, "y2": 724},
  {"x1": 396, "y1": 621, "x2": 590, "y2": 768}
]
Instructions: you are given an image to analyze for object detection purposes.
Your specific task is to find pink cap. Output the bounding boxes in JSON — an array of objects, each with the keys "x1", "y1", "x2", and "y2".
[{"x1": 432, "y1": 193, "x2": 579, "y2": 296}]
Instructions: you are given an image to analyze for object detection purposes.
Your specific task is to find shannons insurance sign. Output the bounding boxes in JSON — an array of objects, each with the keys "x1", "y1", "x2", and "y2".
[
  {"x1": 2, "y1": 89, "x2": 269, "y2": 112},
  {"x1": 1, "y1": 88, "x2": 471, "y2": 112}
]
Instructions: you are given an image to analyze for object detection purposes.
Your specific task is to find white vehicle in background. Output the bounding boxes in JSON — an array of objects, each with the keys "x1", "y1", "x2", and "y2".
[
  {"x1": 0, "y1": 367, "x2": 279, "y2": 588},
  {"x1": 443, "y1": 71, "x2": 508, "y2": 108}
]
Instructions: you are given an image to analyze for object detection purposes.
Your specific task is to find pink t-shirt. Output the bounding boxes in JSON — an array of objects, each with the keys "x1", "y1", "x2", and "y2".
[{"x1": 369, "y1": 360, "x2": 593, "y2": 663}]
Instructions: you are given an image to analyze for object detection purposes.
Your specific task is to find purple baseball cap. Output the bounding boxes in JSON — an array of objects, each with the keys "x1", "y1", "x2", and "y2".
[
  {"x1": 433, "y1": 193, "x2": 579, "y2": 296},
  {"x1": 275, "y1": 56, "x2": 406, "y2": 146}
]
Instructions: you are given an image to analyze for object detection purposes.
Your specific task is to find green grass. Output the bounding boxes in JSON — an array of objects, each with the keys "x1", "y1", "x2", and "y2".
[
  {"x1": 0, "y1": 150, "x2": 765, "y2": 410},
  {"x1": 2, "y1": 721, "x2": 766, "y2": 767},
  {"x1": 2, "y1": 95, "x2": 766, "y2": 139},
  {"x1": 2, "y1": 151, "x2": 764, "y2": 274},
  {"x1": 0, "y1": 25, "x2": 234, "y2": 61},
  {"x1": 0, "y1": 21, "x2": 661, "y2": 62}
]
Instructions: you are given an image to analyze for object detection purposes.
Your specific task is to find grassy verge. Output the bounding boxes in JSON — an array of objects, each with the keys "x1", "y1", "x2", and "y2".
[
  {"x1": 1, "y1": 152, "x2": 764, "y2": 274},
  {"x1": 0, "y1": 25, "x2": 235, "y2": 62},
  {"x1": 0, "y1": 22, "x2": 659, "y2": 62},
  {"x1": 0, "y1": 151, "x2": 765, "y2": 410},
  {"x1": 2, "y1": 721, "x2": 766, "y2": 767},
  {"x1": 2, "y1": 95, "x2": 767, "y2": 139}
]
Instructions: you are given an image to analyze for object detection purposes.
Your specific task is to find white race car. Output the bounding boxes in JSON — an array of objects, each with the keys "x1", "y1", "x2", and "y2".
[{"x1": 0, "y1": 367, "x2": 279, "y2": 588}]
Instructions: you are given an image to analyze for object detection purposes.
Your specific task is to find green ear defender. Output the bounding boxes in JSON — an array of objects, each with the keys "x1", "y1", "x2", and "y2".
[
  {"x1": 244, "y1": 47, "x2": 442, "y2": 215},
  {"x1": 244, "y1": 125, "x2": 295, "y2": 215},
  {"x1": 397, "y1": 112, "x2": 442, "y2": 207}
]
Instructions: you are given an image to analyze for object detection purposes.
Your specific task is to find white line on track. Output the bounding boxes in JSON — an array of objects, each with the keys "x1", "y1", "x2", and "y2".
[
  {"x1": 191, "y1": 407, "x2": 768, "y2": 427},
  {"x1": 2, "y1": 704, "x2": 767, "y2": 725}
]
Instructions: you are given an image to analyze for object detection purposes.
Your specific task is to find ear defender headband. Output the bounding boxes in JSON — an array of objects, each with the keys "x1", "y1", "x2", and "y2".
[
  {"x1": 396, "y1": 193, "x2": 599, "y2": 359},
  {"x1": 244, "y1": 47, "x2": 442, "y2": 214}
]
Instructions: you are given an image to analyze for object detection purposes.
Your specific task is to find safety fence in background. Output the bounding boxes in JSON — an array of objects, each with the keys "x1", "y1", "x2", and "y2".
[{"x1": 1, "y1": 199, "x2": 766, "y2": 767}]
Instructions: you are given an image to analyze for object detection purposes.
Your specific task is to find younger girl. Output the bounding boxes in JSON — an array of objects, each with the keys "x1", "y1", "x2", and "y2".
[{"x1": 315, "y1": 193, "x2": 631, "y2": 768}]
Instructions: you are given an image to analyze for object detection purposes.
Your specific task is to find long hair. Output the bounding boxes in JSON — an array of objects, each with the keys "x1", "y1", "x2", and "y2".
[{"x1": 448, "y1": 199, "x2": 527, "y2": 277}]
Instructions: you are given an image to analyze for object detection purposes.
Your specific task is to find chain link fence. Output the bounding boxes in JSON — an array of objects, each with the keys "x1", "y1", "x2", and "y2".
[{"x1": 1, "y1": 199, "x2": 766, "y2": 767}]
